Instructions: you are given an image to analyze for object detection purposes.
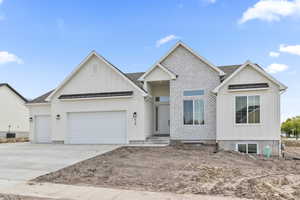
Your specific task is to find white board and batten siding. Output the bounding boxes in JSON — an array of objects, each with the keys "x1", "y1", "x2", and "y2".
[
  {"x1": 66, "y1": 111, "x2": 127, "y2": 144},
  {"x1": 216, "y1": 65, "x2": 281, "y2": 141},
  {"x1": 47, "y1": 54, "x2": 146, "y2": 143},
  {"x1": 35, "y1": 115, "x2": 51, "y2": 143}
]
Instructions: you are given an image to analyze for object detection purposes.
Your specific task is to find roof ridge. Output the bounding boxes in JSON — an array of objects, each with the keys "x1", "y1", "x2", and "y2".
[{"x1": 218, "y1": 64, "x2": 242, "y2": 68}]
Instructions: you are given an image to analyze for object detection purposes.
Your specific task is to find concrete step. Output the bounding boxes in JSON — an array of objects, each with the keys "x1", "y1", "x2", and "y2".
[{"x1": 146, "y1": 137, "x2": 170, "y2": 144}]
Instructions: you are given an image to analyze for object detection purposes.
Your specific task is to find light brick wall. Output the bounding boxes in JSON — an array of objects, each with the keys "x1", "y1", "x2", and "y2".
[{"x1": 161, "y1": 45, "x2": 220, "y2": 140}]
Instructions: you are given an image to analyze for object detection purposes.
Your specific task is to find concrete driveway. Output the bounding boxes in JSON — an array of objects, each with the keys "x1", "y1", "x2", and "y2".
[{"x1": 0, "y1": 143, "x2": 119, "y2": 188}]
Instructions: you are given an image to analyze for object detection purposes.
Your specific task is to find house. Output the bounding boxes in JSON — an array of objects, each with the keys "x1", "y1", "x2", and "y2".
[
  {"x1": 26, "y1": 42, "x2": 287, "y2": 155},
  {"x1": 0, "y1": 83, "x2": 29, "y2": 138}
]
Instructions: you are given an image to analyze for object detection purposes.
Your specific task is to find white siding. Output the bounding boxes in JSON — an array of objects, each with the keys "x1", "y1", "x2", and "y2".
[
  {"x1": 144, "y1": 66, "x2": 171, "y2": 82},
  {"x1": 49, "y1": 55, "x2": 146, "y2": 143},
  {"x1": 0, "y1": 86, "x2": 29, "y2": 134},
  {"x1": 216, "y1": 66, "x2": 281, "y2": 141},
  {"x1": 151, "y1": 85, "x2": 170, "y2": 97},
  {"x1": 28, "y1": 104, "x2": 51, "y2": 142},
  {"x1": 144, "y1": 98, "x2": 154, "y2": 138}
]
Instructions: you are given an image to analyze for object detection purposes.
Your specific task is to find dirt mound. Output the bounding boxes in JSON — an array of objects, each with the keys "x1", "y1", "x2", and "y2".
[{"x1": 34, "y1": 146, "x2": 300, "y2": 200}]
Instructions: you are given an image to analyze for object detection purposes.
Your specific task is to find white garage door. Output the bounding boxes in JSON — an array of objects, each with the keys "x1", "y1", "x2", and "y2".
[
  {"x1": 35, "y1": 115, "x2": 51, "y2": 143},
  {"x1": 67, "y1": 111, "x2": 127, "y2": 144}
]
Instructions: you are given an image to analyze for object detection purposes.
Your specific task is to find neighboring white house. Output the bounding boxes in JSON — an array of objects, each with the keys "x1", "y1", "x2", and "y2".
[
  {"x1": 26, "y1": 42, "x2": 287, "y2": 155},
  {"x1": 0, "y1": 83, "x2": 29, "y2": 138}
]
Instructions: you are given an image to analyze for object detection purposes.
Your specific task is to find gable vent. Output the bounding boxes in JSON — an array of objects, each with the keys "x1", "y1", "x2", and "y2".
[{"x1": 228, "y1": 83, "x2": 269, "y2": 90}]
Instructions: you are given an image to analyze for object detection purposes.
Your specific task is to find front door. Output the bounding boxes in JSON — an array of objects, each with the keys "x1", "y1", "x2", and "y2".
[{"x1": 157, "y1": 104, "x2": 170, "y2": 135}]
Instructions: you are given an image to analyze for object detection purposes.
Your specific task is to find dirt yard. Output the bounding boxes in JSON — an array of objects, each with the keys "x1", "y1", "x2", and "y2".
[
  {"x1": 0, "y1": 138, "x2": 29, "y2": 144},
  {"x1": 34, "y1": 145, "x2": 300, "y2": 200},
  {"x1": 0, "y1": 194, "x2": 64, "y2": 200}
]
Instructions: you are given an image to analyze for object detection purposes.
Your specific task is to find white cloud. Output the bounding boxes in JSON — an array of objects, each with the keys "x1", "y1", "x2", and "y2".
[
  {"x1": 269, "y1": 51, "x2": 280, "y2": 57},
  {"x1": 156, "y1": 35, "x2": 179, "y2": 47},
  {"x1": 0, "y1": 51, "x2": 23, "y2": 65},
  {"x1": 279, "y1": 44, "x2": 300, "y2": 56},
  {"x1": 0, "y1": 0, "x2": 4, "y2": 21},
  {"x1": 265, "y1": 63, "x2": 288, "y2": 73},
  {"x1": 239, "y1": 0, "x2": 300, "y2": 24}
]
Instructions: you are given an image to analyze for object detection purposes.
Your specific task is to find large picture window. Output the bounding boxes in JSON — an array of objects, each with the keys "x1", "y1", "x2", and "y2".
[
  {"x1": 183, "y1": 99, "x2": 204, "y2": 125},
  {"x1": 235, "y1": 95, "x2": 260, "y2": 124}
]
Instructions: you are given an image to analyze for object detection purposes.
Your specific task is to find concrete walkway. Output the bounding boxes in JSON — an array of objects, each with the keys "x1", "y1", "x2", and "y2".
[
  {"x1": 0, "y1": 182, "x2": 245, "y2": 200},
  {"x1": 0, "y1": 143, "x2": 119, "y2": 187}
]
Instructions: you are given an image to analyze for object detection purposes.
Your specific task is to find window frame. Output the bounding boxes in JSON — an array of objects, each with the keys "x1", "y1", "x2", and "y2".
[
  {"x1": 183, "y1": 89, "x2": 204, "y2": 97},
  {"x1": 236, "y1": 143, "x2": 258, "y2": 154},
  {"x1": 234, "y1": 95, "x2": 261, "y2": 125},
  {"x1": 183, "y1": 99, "x2": 204, "y2": 126}
]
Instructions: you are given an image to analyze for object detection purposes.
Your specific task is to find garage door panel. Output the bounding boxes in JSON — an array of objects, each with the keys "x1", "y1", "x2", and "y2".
[
  {"x1": 35, "y1": 115, "x2": 51, "y2": 143},
  {"x1": 67, "y1": 111, "x2": 126, "y2": 144}
]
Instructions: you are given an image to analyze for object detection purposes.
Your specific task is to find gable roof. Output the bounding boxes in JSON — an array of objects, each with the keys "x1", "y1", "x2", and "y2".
[
  {"x1": 138, "y1": 63, "x2": 177, "y2": 81},
  {"x1": 213, "y1": 61, "x2": 287, "y2": 93},
  {"x1": 0, "y1": 83, "x2": 27, "y2": 103},
  {"x1": 27, "y1": 65, "x2": 241, "y2": 104},
  {"x1": 28, "y1": 72, "x2": 145, "y2": 104},
  {"x1": 141, "y1": 41, "x2": 225, "y2": 78},
  {"x1": 45, "y1": 51, "x2": 148, "y2": 101}
]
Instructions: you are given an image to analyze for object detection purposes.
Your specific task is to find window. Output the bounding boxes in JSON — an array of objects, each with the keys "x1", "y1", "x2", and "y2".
[
  {"x1": 155, "y1": 96, "x2": 169, "y2": 102},
  {"x1": 237, "y1": 143, "x2": 258, "y2": 154},
  {"x1": 248, "y1": 144, "x2": 258, "y2": 154},
  {"x1": 235, "y1": 95, "x2": 260, "y2": 124},
  {"x1": 237, "y1": 144, "x2": 247, "y2": 153},
  {"x1": 183, "y1": 100, "x2": 193, "y2": 125},
  {"x1": 183, "y1": 90, "x2": 204, "y2": 96},
  {"x1": 183, "y1": 99, "x2": 204, "y2": 125},
  {"x1": 248, "y1": 96, "x2": 260, "y2": 124}
]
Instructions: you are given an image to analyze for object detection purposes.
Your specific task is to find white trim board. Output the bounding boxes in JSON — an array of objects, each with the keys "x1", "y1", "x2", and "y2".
[{"x1": 46, "y1": 51, "x2": 147, "y2": 101}]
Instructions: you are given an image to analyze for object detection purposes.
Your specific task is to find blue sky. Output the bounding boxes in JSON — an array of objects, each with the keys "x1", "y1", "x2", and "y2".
[{"x1": 0, "y1": 0, "x2": 299, "y2": 120}]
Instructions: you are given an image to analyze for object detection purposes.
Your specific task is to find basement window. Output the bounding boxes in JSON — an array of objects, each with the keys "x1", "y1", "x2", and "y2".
[{"x1": 237, "y1": 143, "x2": 258, "y2": 154}]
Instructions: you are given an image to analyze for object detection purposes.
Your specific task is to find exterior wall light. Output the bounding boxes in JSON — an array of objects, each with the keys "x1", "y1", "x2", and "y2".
[
  {"x1": 29, "y1": 117, "x2": 33, "y2": 122},
  {"x1": 56, "y1": 114, "x2": 61, "y2": 120}
]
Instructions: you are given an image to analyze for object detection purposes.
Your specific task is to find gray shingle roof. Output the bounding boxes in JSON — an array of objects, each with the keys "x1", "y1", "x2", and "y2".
[
  {"x1": 28, "y1": 65, "x2": 241, "y2": 104},
  {"x1": 125, "y1": 72, "x2": 144, "y2": 88},
  {"x1": 27, "y1": 90, "x2": 54, "y2": 104},
  {"x1": 218, "y1": 65, "x2": 241, "y2": 80}
]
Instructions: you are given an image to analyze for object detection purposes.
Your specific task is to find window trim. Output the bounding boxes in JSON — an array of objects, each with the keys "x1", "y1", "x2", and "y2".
[
  {"x1": 236, "y1": 143, "x2": 259, "y2": 154},
  {"x1": 234, "y1": 95, "x2": 261, "y2": 125},
  {"x1": 183, "y1": 89, "x2": 204, "y2": 97},
  {"x1": 183, "y1": 99, "x2": 204, "y2": 126}
]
